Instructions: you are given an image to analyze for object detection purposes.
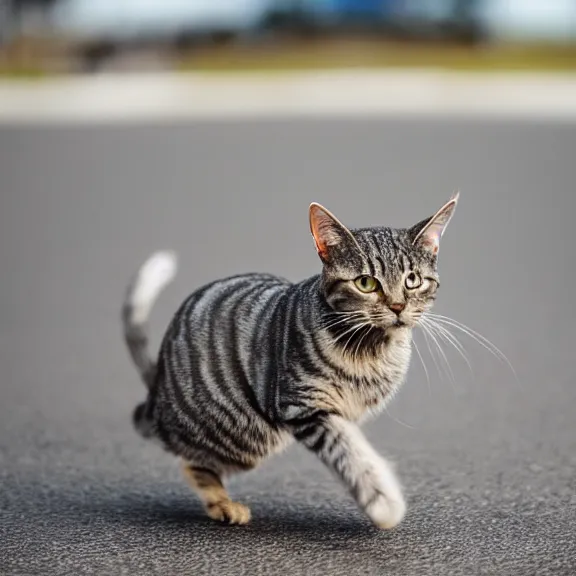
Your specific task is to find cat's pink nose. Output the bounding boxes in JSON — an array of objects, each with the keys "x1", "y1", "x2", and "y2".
[{"x1": 389, "y1": 303, "x2": 406, "y2": 315}]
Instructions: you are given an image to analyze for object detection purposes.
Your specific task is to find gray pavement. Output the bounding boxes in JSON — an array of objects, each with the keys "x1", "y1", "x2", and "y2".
[{"x1": 1, "y1": 118, "x2": 575, "y2": 575}]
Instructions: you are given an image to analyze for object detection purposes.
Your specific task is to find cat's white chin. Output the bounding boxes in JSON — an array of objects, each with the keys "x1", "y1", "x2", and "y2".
[{"x1": 384, "y1": 324, "x2": 413, "y2": 337}]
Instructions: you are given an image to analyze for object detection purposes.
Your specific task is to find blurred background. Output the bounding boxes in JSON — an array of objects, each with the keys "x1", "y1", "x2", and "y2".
[{"x1": 1, "y1": 0, "x2": 576, "y2": 74}]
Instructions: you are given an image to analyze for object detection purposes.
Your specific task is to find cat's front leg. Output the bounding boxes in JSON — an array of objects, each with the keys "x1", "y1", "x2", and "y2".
[{"x1": 291, "y1": 413, "x2": 406, "y2": 529}]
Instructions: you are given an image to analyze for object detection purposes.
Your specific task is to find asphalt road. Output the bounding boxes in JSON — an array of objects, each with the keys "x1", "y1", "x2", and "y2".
[{"x1": 1, "y1": 118, "x2": 575, "y2": 576}]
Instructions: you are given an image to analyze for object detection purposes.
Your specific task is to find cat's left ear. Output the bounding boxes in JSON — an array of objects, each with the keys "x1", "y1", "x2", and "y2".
[{"x1": 410, "y1": 192, "x2": 459, "y2": 255}]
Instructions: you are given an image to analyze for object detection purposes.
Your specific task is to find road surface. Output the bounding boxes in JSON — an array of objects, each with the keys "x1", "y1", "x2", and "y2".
[{"x1": 1, "y1": 117, "x2": 575, "y2": 575}]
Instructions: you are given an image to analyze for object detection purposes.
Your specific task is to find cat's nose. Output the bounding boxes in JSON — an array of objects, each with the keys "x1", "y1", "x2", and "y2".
[{"x1": 389, "y1": 303, "x2": 406, "y2": 315}]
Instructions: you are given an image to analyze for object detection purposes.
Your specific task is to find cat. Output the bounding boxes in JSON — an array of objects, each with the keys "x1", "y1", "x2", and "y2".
[{"x1": 122, "y1": 194, "x2": 459, "y2": 528}]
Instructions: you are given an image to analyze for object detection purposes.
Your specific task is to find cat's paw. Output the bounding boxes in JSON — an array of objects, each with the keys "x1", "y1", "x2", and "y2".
[
  {"x1": 206, "y1": 500, "x2": 252, "y2": 525},
  {"x1": 364, "y1": 493, "x2": 406, "y2": 530}
]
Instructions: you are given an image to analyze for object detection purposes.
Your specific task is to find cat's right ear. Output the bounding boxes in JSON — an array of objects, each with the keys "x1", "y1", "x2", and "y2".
[{"x1": 309, "y1": 203, "x2": 357, "y2": 262}]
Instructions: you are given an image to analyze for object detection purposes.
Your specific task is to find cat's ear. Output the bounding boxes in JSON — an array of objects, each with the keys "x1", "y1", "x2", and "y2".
[
  {"x1": 410, "y1": 192, "x2": 459, "y2": 255},
  {"x1": 309, "y1": 202, "x2": 357, "y2": 262}
]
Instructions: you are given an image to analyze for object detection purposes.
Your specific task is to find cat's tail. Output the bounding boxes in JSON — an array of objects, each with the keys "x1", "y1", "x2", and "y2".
[{"x1": 122, "y1": 250, "x2": 177, "y2": 389}]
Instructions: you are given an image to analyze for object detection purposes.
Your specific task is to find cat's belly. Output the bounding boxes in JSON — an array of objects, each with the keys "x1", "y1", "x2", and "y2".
[{"x1": 149, "y1": 373, "x2": 292, "y2": 471}]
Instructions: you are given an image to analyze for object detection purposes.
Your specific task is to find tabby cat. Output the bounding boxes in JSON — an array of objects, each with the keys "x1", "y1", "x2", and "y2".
[{"x1": 123, "y1": 194, "x2": 459, "y2": 528}]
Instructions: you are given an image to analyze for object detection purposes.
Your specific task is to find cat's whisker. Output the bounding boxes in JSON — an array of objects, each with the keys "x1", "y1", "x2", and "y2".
[
  {"x1": 322, "y1": 310, "x2": 365, "y2": 322},
  {"x1": 352, "y1": 325, "x2": 374, "y2": 361},
  {"x1": 432, "y1": 321, "x2": 468, "y2": 359},
  {"x1": 342, "y1": 322, "x2": 372, "y2": 356},
  {"x1": 426, "y1": 313, "x2": 507, "y2": 361},
  {"x1": 332, "y1": 318, "x2": 371, "y2": 340},
  {"x1": 420, "y1": 319, "x2": 457, "y2": 391},
  {"x1": 431, "y1": 321, "x2": 474, "y2": 374},
  {"x1": 324, "y1": 310, "x2": 366, "y2": 319},
  {"x1": 332, "y1": 320, "x2": 370, "y2": 354},
  {"x1": 426, "y1": 313, "x2": 517, "y2": 381},
  {"x1": 351, "y1": 327, "x2": 366, "y2": 361},
  {"x1": 426, "y1": 319, "x2": 473, "y2": 375},
  {"x1": 383, "y1": 406, "x2": 417, "y2": 430},
  {"x1": 321, "y1": 313, "x2": 366, "y2": 331},
  {"x1": 322, "y1": 313, "x2": 366, "y2": 330},
  {"x1": 419, "y1": 323, "x2": 445, "y2": 384},
  {"x1": 411, "y1": 337, "x2": 431, "y2": 396},
  {"x1": 326, "y1": 311, "x2": 362, "y2": 315}
]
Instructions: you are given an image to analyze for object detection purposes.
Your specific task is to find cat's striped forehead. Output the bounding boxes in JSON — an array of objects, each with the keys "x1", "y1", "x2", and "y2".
[{"x1": 350, "y1": 227, "x2": 432, "y2": 280}]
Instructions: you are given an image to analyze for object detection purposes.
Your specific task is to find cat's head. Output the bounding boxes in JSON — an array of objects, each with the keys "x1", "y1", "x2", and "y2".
[{"x1": 310, "y1": 194, "x2": 458, "y2": 335}]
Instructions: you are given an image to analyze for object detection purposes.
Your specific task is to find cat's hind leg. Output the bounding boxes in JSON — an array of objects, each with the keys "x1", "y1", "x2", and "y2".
[{"x1": 181, "y1": 462, "x2": 251, "y2": 525}]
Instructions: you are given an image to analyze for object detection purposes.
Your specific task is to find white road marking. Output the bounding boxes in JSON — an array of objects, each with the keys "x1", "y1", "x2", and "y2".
[{"x1": 1, "y1": 70, "x2": 576, "y2": 123}]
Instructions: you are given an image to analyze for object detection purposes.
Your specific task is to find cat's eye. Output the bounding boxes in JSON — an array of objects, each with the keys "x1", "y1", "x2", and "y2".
[
  {"x1": 354, "y1": 276, "x2": 379, "y2": 294},
  {"x1": 405, "y1": 272, "x2": 422, "y2": 289}
]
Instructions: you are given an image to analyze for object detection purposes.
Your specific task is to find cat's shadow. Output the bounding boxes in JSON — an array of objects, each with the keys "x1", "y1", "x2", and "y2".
[
  {"x1": 87, "y1": 489, "x2": 382, "y2": 541},
  {"x1": 7, "y1": 474, "x2": 386, "y2": 544}
]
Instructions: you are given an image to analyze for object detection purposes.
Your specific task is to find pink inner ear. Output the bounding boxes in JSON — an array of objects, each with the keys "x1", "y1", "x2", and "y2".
[
  {"x1": 312, "y1": 235, "x2": 327, "y2": 258},
  {"x1": 420, "y1": 231, "x2": 440, "y2": 253},
  {"x1": 425, "y1": 223, "x2": 442, "y2": 249},
  {"x1": 414, "y1": 198, "x2": 457, "y2": 252},
  {"x1": 310, "y1": 206, "x2": 342, "y2": 257}
]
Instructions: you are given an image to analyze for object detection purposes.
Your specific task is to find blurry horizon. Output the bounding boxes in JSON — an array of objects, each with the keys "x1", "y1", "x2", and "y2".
[{"x1": 1, "y1": 0, "x2": 576, "y2": 76}]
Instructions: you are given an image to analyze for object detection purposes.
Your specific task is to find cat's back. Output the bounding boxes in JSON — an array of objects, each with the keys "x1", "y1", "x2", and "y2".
[{"x1": 164, "y1": 272, "x2": 291, "y2": 351}]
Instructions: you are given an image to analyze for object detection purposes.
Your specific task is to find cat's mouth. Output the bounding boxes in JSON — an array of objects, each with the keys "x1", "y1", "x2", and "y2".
[{"x1": 384, "y1": 318, "x2": 411, "y2": 332}]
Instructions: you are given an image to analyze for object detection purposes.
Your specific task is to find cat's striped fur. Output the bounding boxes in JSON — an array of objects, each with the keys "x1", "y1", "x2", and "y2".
[{"x1": 123, "y1": 196, "x2": 458, "y2": 528}]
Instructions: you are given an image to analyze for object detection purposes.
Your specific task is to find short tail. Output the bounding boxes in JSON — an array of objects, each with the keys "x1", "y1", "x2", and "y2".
[{"x1": 122, "y1": 250, "x2": 178, "y2": 389}]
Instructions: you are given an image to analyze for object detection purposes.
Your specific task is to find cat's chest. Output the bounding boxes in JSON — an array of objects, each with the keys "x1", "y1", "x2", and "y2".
[
  {"x1": 313, "y1": 339, "x2": 411, "y2": 421},
  {"x1": 331, "y1": 375, "x2": 400, "y2": 421},
  {"x1": 314, "y1": 365, "x2": 408, "y2": 422}
]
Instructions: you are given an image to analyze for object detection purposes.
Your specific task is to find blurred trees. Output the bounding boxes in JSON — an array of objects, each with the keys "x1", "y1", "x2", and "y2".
[{"x1": 1, "y1": 0, "x2": 58, "y2": 43}]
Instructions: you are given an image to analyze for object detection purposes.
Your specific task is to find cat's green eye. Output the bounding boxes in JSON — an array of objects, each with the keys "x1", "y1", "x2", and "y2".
[{"x1": 354, "y1": 276, "x2": 379, "y2": 294}]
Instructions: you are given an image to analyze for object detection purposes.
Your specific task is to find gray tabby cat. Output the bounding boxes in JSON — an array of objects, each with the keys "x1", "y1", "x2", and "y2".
[{"x1": 122, "y1": 194, "x2": 459, "y2": 529}]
